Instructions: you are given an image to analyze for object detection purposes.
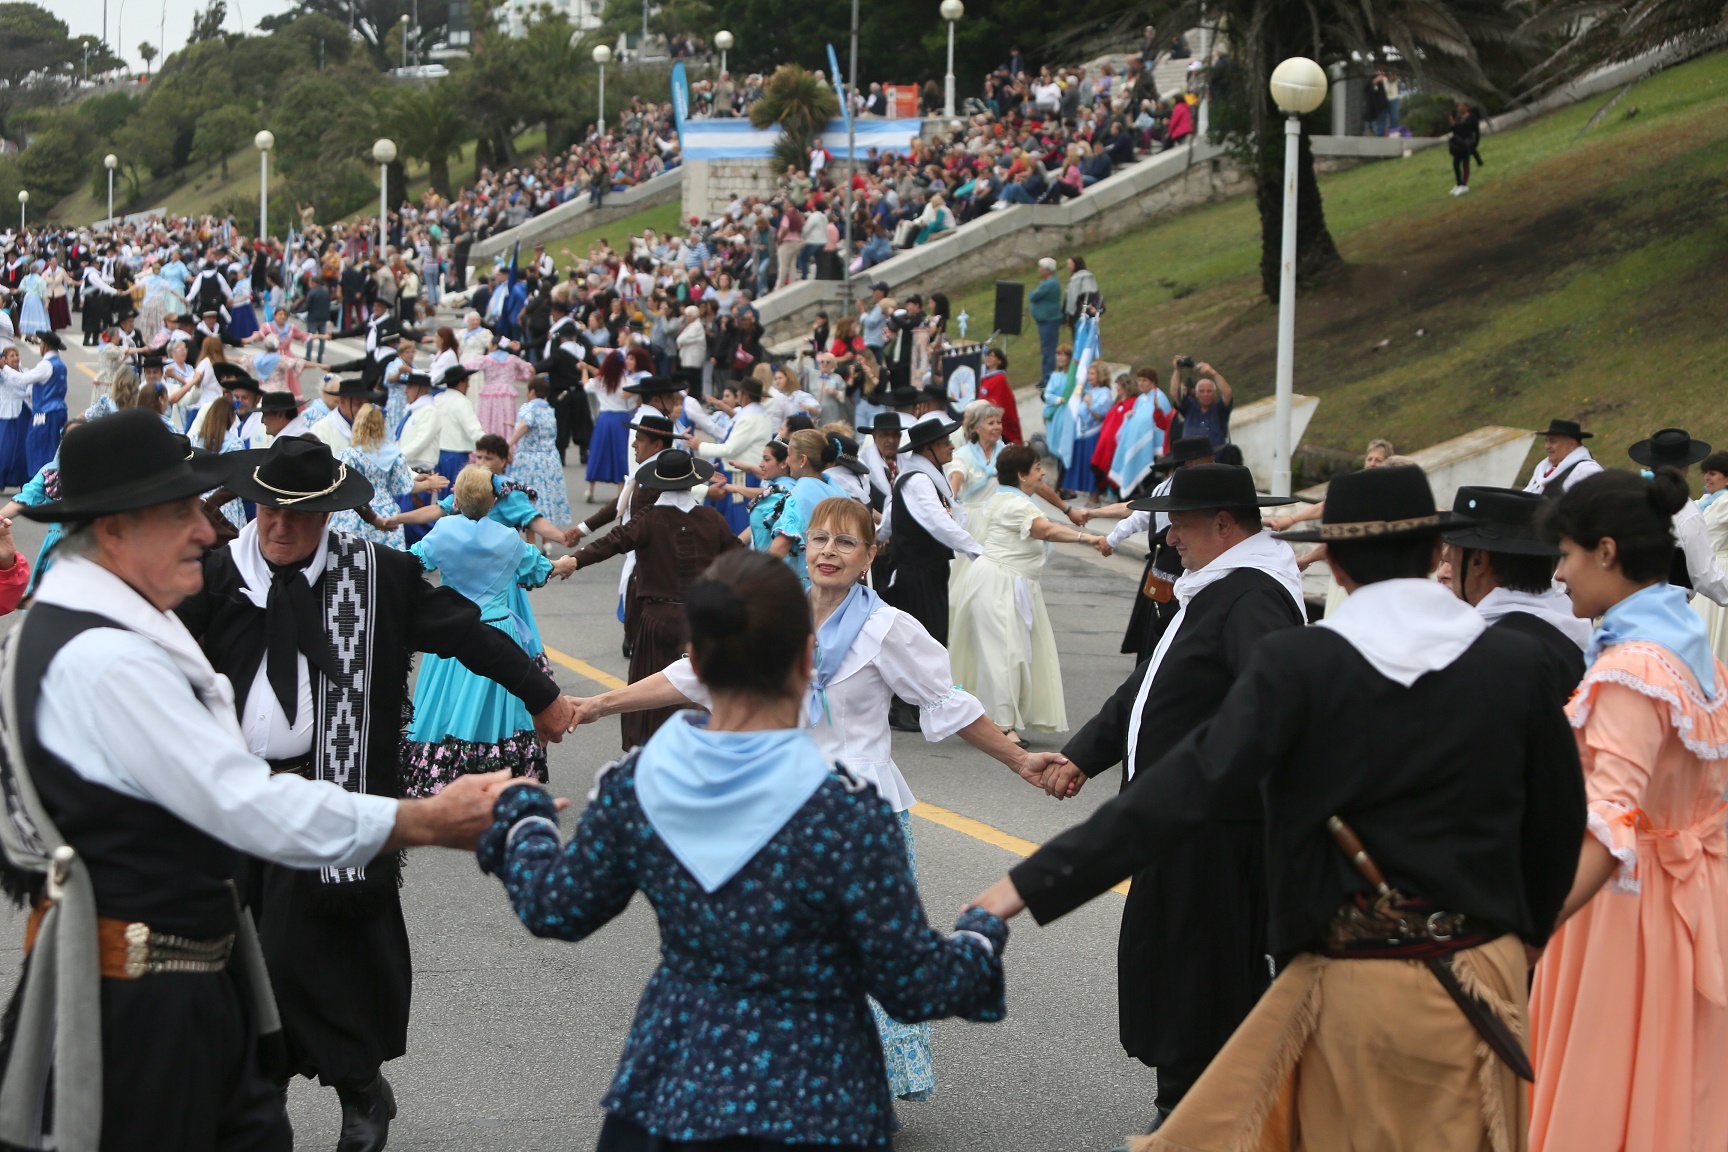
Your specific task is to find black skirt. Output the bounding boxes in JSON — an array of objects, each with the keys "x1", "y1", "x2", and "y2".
[{"x1": 1117, "y1": 818, "x2": 1271, "y2": 1071}]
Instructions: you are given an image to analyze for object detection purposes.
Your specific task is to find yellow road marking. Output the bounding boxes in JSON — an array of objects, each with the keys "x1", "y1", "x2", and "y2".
[
  {"x1": 544, "y1": 645, "x2": 628, "y2": 690},
  {"x1": 544, "y1": 643, "x2": 1127, "y2": 895},
  {"x1": 76, "y1": 363, "x2": 97, "y2": 379}
]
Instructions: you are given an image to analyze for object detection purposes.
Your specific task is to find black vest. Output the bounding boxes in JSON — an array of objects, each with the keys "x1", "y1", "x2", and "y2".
[
  {"x1": 890, "y1": 469, "x2": 954, "y2": 568},
  {"x1": 14, "y1": 606, "x2": 240, "y2": 937}
]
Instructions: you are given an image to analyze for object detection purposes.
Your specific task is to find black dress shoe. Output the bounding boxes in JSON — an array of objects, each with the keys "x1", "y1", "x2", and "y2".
[{"x1": 335, "y1": 1074, "x2": 396, "y2": 1152}]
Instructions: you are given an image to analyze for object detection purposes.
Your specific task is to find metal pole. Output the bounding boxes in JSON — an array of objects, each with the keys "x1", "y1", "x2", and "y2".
[
  {"x1": 107, "y1": 170, "x2": 114, "y2": 229},
  {"x1": 598, "y1": 63, "x2": 606, "y2": 133},
  {"x1": 720, "y1": 49, "x2": 726, "y2": 76},
  {"x1": 641, "y1": 0, "x2": 648, "y2": 52},
  {"x1": 259, "y1": 149, "x2": 268, "y2": 241},
  {"x1": 944, "y1": 21, "x2": 955, "y2": 119},
  {"x1": 412, "y1": 0, "x2": 418, "y2": 65},
  {"x1": 1271, "y1": 114, "x2": 1300, "y2": 498},
  {"x1": 379, "y1": 163, "x2": 388, "y2": 255},
  {"x1": 841, "y1": 0, "x2": 857, "y2": 314}
]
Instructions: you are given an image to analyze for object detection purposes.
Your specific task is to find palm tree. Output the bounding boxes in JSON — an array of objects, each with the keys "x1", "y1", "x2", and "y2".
[
  {"x1": 750, "y1": 65, "x2": 839, "y2": 174},
  {"x1": 384, "y1": 83, "x2": 472, "y2": 196},
  {"x1": 1520, "y1": 0, "x2": 1728, "y2": 92}
]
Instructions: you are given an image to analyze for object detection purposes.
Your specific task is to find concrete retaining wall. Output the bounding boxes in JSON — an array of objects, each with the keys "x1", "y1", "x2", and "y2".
[
  {"x1": 1229, "y1": 394, "x2": 1321, "y2": 492},
  {"x1": 469, "y1": 168, "x2": 683, "y2": 263},
  {"x1": 682, "y1": 158, "x2": 780, "y2": 223}
]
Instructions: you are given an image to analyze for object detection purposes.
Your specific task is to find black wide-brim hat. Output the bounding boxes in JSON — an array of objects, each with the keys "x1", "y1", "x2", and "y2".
[
  {"x1": 1442, "y1": 486, "x2": 1558, "y2": 556},
  {"x1": 903, "y1": 413, "x2": 960, "y2": 452},
  {"x1": 828, "y1": 432, "x2": 870, "y2": 475},
  {"x1": 1130, "y1": 463, "x2": 1291, "y2": 513},
  {"x1": 867, "y1": 412, "x2": 907, "y2": 437},
  {"x1": 258, "y1": 391, "x2": 306, "y2": 415},
  {"x1": 21, "y1": 408, "x2": 235, "y2": 522},
  {"x1": 635, "y1": 449, "x2": 715, "y2": 490},
  {"x1": 335, "y1": 377, "x2": 386, "y2": 402},
  {"x1": 1539, "y1": 419, "x2": 1592, "y2": 441},
  {"x1": 225, "y1": 438, "x2": 375, "y2": 513},
  {"x1": 624, "y1": 375, "x2": 684, "y2": 397},
  {"x1": 35, "y1": 331, "x2": 65, "y2": 351},
  {"x1": 1154, "y1": 435, "x2": 1217, "y2": 470},
  {"x1": 1275, "y1": 464, "x2": 1463, "y2": 544},
  {"x1": 629, "y1": 410, "x2": 677, "y2": 441},
  {"x1": 212, "y1": 362, "x2": 263, "y2": 393},
  {"x1": 1628, "y1": 427, "x2": 1711, "y2": 469},
  {"x1": 438, "y1": 364, "x2": 475, "y2": 388}
]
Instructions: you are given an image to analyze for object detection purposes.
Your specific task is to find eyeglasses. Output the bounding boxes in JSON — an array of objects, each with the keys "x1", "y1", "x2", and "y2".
[{"x1": 806, "y1": 531, "x2": 863, "y2": 555}]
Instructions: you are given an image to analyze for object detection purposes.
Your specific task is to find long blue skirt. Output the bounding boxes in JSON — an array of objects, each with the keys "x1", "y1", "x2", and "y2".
[
  {"x1": 226, "y1": 304, "x2": 259, "y2": 340},
  {"x1": 0, "y1": 410, "x2": 32, "y2": 489},
  {"x1": 706, "y1": 464, "x2": 751, "y2": 533},
  {"x1": 436, "y1": 449, "x2": 470, "y2": 488},
  {"x1": 1061, "y1": 432, "x2": 1102, "y2": 493},
  {"x1": 585, "y1": 409, "x2": 632, "y2": 484},
  {"x1": 24, "y1": 410, "x2": 64, "y2": 479}
]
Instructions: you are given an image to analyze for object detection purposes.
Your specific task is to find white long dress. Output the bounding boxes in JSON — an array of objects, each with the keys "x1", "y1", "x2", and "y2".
[
  {"x1": 946, "y1": 440, "x2": 1002, "y2": 594},
  {"x1": 948, "y1": 489, "x2": 1067, "y2": 732},
  {"x1": 1691, "y1": 495, "x2": 1728, "y2": 662}
]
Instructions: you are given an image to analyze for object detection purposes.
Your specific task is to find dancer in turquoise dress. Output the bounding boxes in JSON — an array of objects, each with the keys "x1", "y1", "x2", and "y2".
[
  {"x1": 16, "y1": 266, "x2": 49, "y2": 337},
  {"x1": 506, "y1": 378, "x2": 570, "y2": 525},
  {"x1": 331, "y1": 402, "x2": 447, "y2": 548},
  {"x1": 158, "y1": 252, "x2": 191, "y2": 318},
  {"x1": 400, "y1": 466, "x2": 575, "y2": 796}
]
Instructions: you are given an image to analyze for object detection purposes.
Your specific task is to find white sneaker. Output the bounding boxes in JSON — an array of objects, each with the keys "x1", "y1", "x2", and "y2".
[
  {"x1": 1456, "y1": 184, "x2": 1470, "y2": 195},
  {"x1": 1448, "y1": 185, "x2": 1462, "y2": 196}
]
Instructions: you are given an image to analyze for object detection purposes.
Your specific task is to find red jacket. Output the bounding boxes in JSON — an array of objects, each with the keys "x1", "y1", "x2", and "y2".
[
  {"x1": 977, "y1": 371, "x2": 1023, "y2": 445},
  {"x1": 0, "y1": 553, "x2": 30, "y2": 617}
]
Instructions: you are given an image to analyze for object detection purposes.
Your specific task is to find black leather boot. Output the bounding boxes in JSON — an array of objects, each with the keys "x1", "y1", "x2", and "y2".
[{"x1": 335, "y1": 1073, "x2": 396, "y2": 1152}]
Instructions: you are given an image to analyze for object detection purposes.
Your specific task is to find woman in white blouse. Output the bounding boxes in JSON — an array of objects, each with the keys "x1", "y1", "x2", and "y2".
[
  {"x1": 161, "y1": 337, "x2": 201, "y2": 431},
  {"x1": 187, "y1": 336, "x2": 228, "y2": 429},
  {"x1": 568, "y1": 494, "x2": 1074, "y2": 1104}
]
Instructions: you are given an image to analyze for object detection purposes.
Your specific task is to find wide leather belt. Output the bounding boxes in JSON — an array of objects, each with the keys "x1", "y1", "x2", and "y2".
[{"x1": 25, "y1": 902, "x2": 234, "y2": 979}]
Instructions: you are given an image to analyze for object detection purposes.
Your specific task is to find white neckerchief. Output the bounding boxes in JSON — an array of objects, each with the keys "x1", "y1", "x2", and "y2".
[
  {"x1": 33, "y1": 556, "x2": 244, "y2": 741},
  {"x1": 1475, "y1": 585, "x2": 1592, "y2": 651},
  {"x1": 405, "y1": 392, "x2": 434, "y2": 415},
  {"x1": 1124, "y1": 530, "x2": 1304, "y2": 777},
  {"x1": 1319, "y1": 577, "x2": 1486, "y2": 686},
  {"x1": 899, "y1": 452, "x2": 951, "y2": 505},
  {"x1": 229, "y1": 520, "x2": 332, "y2": 609},
  {"x1": 1526, "y1": 444, "x2": 1593, "y2": 492}
]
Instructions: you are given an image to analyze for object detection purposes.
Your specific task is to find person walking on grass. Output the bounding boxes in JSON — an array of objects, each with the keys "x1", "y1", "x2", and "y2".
[{"x1": 1448, "y1": 100, "x2": 1484, "y2": 196}]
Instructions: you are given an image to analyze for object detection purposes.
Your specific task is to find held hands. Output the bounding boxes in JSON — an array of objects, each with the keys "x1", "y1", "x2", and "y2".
[
  {"x1": 550, "y1": 555, "x2": 578, "y2": 580},
  {"x1": 408, "y1": 769, "x2": 573, "y2": 851},
  {"x1": 531, "y1": 695, "x2": 583, "y2": 744},
  {"x1": 1089, "y1": 535, "x2": 1113, "y2": 558},
  {"x1": 568, "y1": 696, "x2": 606, "y2": 727},
  {"x1": 966, "y1": 876, "x2": 1027, "y2": 921},
  {"x1": 1065, "y1": 507, "x2": 1087, "y2": 528},
  {"x1": 563, "y1": 524, "x2": 587, "y2": 548},
  {"x1": 412, "y1": 473, "x2": 450, "y2": 493},
  {"x1": 1016, "y1": 751, "x2": 1085, "y2": 799}
]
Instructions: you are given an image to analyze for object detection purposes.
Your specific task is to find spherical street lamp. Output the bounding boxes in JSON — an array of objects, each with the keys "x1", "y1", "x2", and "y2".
[
  {"x1": 253, "y1": 131, "x2": 274, "y2": 242},
  {"x1": 593, "y1": 43, "x2": 613, "y2": 133},
  {"x1": 1265, "y1": 56, "x2": 1328, "y2": 498},
  {"x1": 104, "y1": 153, "x2": 119, "y2": 232},
  {"x1": 373, "y1": 138, "x2": 397, "y2": 256},
  {"x1": 714, "y1": 29, "x2": 733, "y2": 77},
  {"x1": 17, "y1": 189, "x2": 26, "y2": 232},
  {"x1": 939, "y1": 1, "x2": 964, "y2": 119}
]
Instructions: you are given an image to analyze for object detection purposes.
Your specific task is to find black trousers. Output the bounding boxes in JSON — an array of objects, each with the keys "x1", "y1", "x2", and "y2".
[
  {"x1": 554, "y1": 385, "x2": 594, "y2": 463},
  {"x1": 881, "y1": 561, "x2": 949, "y2": 645},
  {"x1": 0, "y1": 958, "x2": 292, "y2": 1152}
]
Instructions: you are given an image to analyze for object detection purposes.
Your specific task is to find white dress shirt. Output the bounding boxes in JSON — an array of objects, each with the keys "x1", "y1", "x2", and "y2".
[
  {"x1": 1523, "y1": 445, "x2": 1603, "y2": 494},
  {"x1": 693, "y1": 401, "x2": 772, "y2": 464},
  {"x1": 663, "y1": 603, "x2": 985, "y2": 812},
  {"x1": 0, "y1": 359, "x2": 51, "y2": 419},
  {"x1": 876, "y1": 453, "x2": 981, "y2": 557},
  {"x1": 435, "y1": 388, "x2": 485, "y2": 452},
  {"x1": 230, "y1": 522, "x2": 326, "y2": 758},
  {"x1": 310, "y1": 408, "x2": 353, "y2": 455},
  {"x1": 399, "y1": 394, "x2": 440, "y2": 467},
  {"x1": 1673, "y1": 499, "x2": 1728, "y2": 607},
  {"x1": 32, "y1": 556, "x2": 395, "y2": 869}
]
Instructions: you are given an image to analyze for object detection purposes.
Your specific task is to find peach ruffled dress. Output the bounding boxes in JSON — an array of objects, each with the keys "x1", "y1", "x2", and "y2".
[{"x1": 1530, "y1": 640, "x2": 1728, "y2": 1152}]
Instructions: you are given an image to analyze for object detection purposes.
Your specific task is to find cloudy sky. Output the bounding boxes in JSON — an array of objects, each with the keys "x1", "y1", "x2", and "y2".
[{"x1": 62, "y1": 0, "x2": 302, "y2": 70}]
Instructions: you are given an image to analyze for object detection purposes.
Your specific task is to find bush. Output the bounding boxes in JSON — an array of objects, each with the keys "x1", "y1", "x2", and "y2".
[
  {"x1": 1399, "y1": 94, "x2": 1456, "y2": 139},
  {"x1": 283, "y1": 158, "x2": 376, "y2": 222}
]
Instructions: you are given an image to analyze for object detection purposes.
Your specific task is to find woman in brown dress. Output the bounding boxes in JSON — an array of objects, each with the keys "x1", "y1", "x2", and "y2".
[{"x1": 572, "y1": 449, "x2": 744, "y2": 749}]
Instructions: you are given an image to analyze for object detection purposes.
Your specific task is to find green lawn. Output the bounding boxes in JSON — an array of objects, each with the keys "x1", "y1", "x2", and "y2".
[
  {"x1": 948, "y1": 49, "x2": 1728, "y2": 483},
  {"x1": 533, "y1": 201, "x2": 686, "y2": 264}
]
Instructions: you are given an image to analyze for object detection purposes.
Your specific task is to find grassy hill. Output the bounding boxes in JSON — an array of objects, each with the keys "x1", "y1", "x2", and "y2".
[{"x1": 949, "y1": 49, "x2": 1728, "y2": 483}]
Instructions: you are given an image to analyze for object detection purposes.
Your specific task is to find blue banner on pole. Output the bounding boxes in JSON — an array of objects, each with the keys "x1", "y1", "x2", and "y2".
[
  {"x1": 825, "y1": 44, "x2": 851, "y2": 133},
  {"x1": 670, "y1": 62, "x2": 690, "y2": 137}
]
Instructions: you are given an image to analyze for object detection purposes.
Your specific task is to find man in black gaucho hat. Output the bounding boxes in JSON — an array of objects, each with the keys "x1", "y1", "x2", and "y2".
[
  {"x1": 1627, "y1": 427, "x2": 1728, "y2": 606},
  {"x1": 0, "y1": 411, "x2": 529, "y2": 1152},
  {"x1": 172, "y1": 436, "x2": 580, "y2": 1151},
  {"x1": 1022, "y1": 463, "x2": 1306, "y2": 1131},
  {"x1": 977, "y1": 463, "x2": 1587, "y2": 1151}
]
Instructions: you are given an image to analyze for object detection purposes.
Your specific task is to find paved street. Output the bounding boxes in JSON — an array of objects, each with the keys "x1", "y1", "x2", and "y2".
[{"x1": 1, "y1": 333, "x2": 1161, "y2": 1150}]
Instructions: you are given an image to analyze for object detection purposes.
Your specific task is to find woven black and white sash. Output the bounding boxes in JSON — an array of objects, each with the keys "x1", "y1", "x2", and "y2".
[{"x1": 312, "y1": 533, "x2": 376, "y2": 885}]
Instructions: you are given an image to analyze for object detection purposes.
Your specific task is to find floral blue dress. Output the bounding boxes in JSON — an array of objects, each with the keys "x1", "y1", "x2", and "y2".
[
  {"x1": 506, "y1": 398, "x2": 569, "y2": 525},
  {"x1": 332, "y1": 443, "x2": 414, "y2": 549},
  {"x1": 479, "y1": 763, "x2": 1008, "y2": 1148}
]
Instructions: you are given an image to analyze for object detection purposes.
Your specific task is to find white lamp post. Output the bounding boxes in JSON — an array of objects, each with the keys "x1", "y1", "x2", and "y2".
[
  {"x1": 399, "y1": 13, "x2": 410, "y2": 68},
  {"x1": 940, "y1": 0, "x2": 963, "y2": 119},
  {"x1": 253, "y1": 130, "x2": 273, "y2": 241},
  {"x1": 714, "y1": 29, "x2": 732, "y2": 79},
  {"x1": 373, "y1": 137, "x2": 397, "y2": 256},
  {"x1": 1266, "y1": 56, "x2": 1328, "y2": 498},
  {"x1": 17, "y1": 190, "x2": 26, "y2": 232},
  {"x1": 104, "y1": 153, "x2": 119, "y2": 230},
  {"x1": 592, "y1": 43, "x2": 613, "y2": 133}
]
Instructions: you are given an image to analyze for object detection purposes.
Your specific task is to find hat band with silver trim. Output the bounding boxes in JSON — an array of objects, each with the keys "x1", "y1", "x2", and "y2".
[
  {"x1": 1318, "y1": 514, "x2": 1441, "y2": 540},
  {"x1": 251, "y1": 464, "x2": 349, "y2": 505}
]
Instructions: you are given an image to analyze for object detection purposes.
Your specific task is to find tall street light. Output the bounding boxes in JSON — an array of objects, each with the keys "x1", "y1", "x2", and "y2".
[
  {"x1": 17, "y1": 190, "x2": 27, "y2": 233},
  {"x1": 373, "y1": 137, "x2": 397, "y2": 256},
  {"x1": 399, "y1": 13, "x2": 410, "y2": 68},
  {"x1": 840, "y1": 0, "x2": 857, "y2": 314},
  {"x1": 714, "y1": 29, "x2": 732, "y2": 78},
  {"x1": 940, "y1": 0, "x2": 963, "y2": 119},
  {"x1": 1267, "y1": 56, "x2": 1328, "y2": 498},
  {"x1": 592, "y1": 43, "x2": 613, "y2": 134},
  {"x1": 254, "y1": 131, "x2": 273, "y2": 241},
  {"x1": 105, "y1": 153, "x2": 119, "y2": 230}
]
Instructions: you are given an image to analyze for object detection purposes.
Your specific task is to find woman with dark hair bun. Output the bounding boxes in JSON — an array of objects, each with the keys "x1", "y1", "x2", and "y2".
[
  {"x1": 479, "y1": 550, "x2": 1012, "y2": 1151},
  {"x1": 1529, "y1": 466, "x2": 1728, "y2": 1152}
]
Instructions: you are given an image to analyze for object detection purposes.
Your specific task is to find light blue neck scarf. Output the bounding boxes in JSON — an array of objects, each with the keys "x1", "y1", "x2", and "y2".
[
  {"x1": 1700, "y1": 491, "x2": 1724, "y2": 511},
  {"x1": 811, "y1": 583, "x2": 882, "y2": 724},
  {"x1": 635, "y1": 713, "x2": 832, "y2": 892},
  {"x1": 1588, "y1": 581, "x2": 1720, "y2": 696}
]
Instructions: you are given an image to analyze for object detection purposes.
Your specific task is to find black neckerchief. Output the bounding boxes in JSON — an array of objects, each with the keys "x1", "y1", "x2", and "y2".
[{"x1": 264, "y1": 554, "x2": 343, "y2": 723}]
